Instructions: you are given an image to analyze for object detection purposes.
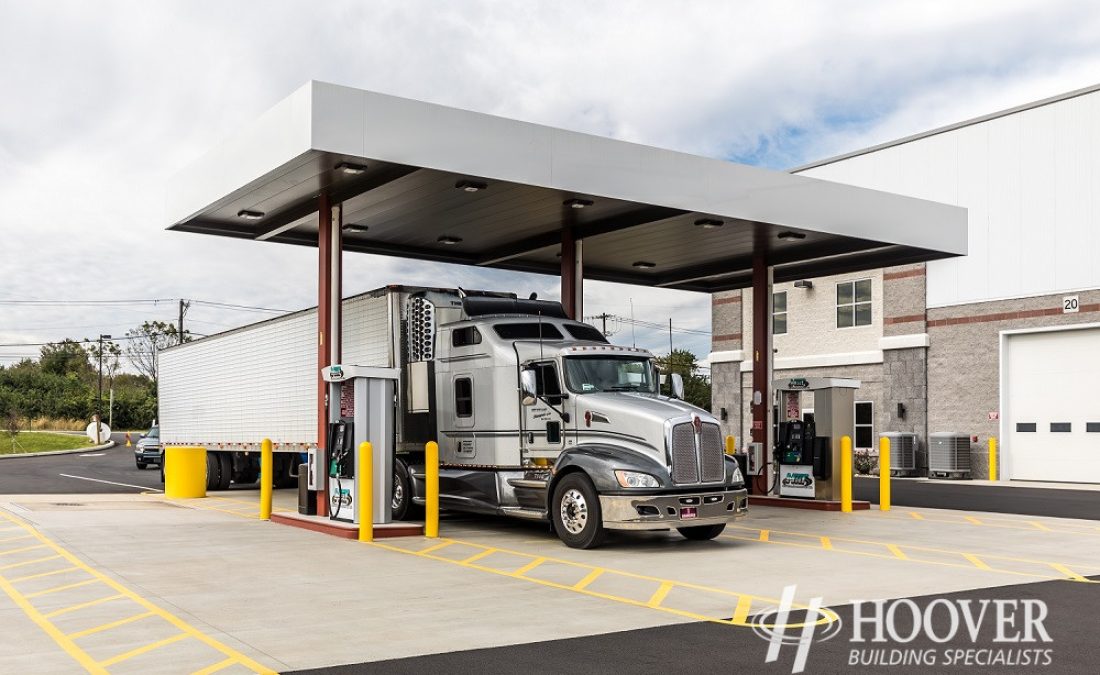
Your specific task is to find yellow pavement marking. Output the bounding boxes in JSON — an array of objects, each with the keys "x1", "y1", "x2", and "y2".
[
  {"x1": 68, "y1": 610, "x2": 155, "y2": 639},
  {"x1": 572, "y1": 568, "x2": 604, "y2": 590},
  {"x1": 460, "y1": 548, "x2": 498, "y2": 564},
  {"x1": 418, "y1": 540, "x2": 455, "y2": 555},
  {"x1": 758, "y1": 529, "x2": 769, "y2": 542},
  {"x1": 0, "y1": 534, "x2": 33, "y2": 543},
  {"x1": 9, "y1": 565, "x2": 80, "y2": 583},
  {"x1": 0, "y1": 544, "x2": 48, "y2": 557},
  {"x1": 0, "y1": 509, "x2": 276, "y2": 674},
  {"x1": 885, "y1": 544, "x2": 908, "y2": 560},
  {"x1": 908, "y1": 511, "x2": 924, "y2": 520},
  {"x1": 193, "y1": 656, "x2": 239, "y2": 675},
  {"x1": 1028, "y1": 521, "x2": 1052, "y2": 531},
  {"x1": 512, "y1": 557, "x2": 547, "y2": 577},
  {"x1": 880, "y1": 509, "x2": 1100, "y2": 536},
  {"x1": 25, "y1": 579, "x2": 98, "y2": 598},
  {"x1": 1049, "y1": 563, "x2": 1089, "y2": 583},
  {"x1": 0, "y1": 554, "x2": 61, "y2": 570},
  {"x1": 647, "y1": 581, "x2": 673, "y2": 608},
  {"x1": 731, "y1": 595, "x2": 753, "y2": 624},
  {"x1": 370, "y1": 537, "x2": 839, "y2": 629},
  {"x1": 965, "y1": 516, "x2": 983, "y2": 525},
  {"x1": 43, "y1": 593, "x2": 125, "y2": 619},
  {"x1": 98, "y1": 632, "x2": 189, "y2": 667},
  {"x1": 723, "y1": 524, "x2": 1098, "y2": 583},
  {"x1": 963, "y1": 554, "x2": 992, "y2": 571}
]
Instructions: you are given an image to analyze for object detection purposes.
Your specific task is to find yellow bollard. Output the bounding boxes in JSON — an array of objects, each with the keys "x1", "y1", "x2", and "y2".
[
  {"x1": 725, "y1": 435, "x2": 736, "y2": 455},
  {"x1": 259, "y1": 438, "x2": 273, "y2": 520},
  {"x1": 425, "y1": 441, "x2": 440, "y2": 538},
  {"x1": 164, "y1": 446, "x2": 207, "y2": 499},
  {"x1": 840, "y1": 436, "x2": 853, "y2": 513},
  {"x1": 879, "y1": 436, "x2": 891, "y2": 512},
  {"x1": 359, "y1": 441, "x2": 373, "y2": 542},
  {"x1": 989, "y1": 437, "x2": 998, "y2": 482}
]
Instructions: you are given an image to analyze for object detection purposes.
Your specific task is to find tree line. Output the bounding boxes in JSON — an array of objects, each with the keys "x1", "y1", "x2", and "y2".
[{"x1": 0, "y1": 321, "x2": 189, "y2": 431}]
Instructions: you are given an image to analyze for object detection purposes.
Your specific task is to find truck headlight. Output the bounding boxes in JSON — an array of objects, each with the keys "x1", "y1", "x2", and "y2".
[
  {"x1": 614, "y1": 470, "x2": 660, "y2": 489},
  {"x1": 730, "y1": 462, "x2": 744, "y2": 485}
]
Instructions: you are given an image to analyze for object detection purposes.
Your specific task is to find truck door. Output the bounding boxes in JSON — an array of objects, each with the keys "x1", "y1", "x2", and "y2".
[{"x1": 522, "y1": 361, "x2": 566, "y2": 458}]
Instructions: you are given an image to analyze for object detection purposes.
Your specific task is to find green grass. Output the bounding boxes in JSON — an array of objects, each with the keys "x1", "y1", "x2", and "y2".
[{"x1": 0, "y1": 432, "x2": 95, "y2": 455}]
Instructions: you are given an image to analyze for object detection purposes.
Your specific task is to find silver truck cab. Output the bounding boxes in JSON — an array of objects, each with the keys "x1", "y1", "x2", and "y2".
[{"x1": 407, "y1": 296, "x2": 747, "y2": 549}]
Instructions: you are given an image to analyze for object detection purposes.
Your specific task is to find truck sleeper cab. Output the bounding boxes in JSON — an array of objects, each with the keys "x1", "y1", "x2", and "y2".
[{"x1": 399, "y1": 295, "x2": 748, "y2": 549}]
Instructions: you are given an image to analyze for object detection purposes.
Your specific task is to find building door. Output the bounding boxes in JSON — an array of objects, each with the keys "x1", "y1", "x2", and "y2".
[{"x1": 1004, "y1": 326, "x2": 1100, "y2": 483}]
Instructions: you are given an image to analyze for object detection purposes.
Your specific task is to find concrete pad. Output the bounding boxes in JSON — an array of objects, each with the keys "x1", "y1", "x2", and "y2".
[{"x1": 2, "y1": 493, "x2": 1099, "y2": 672}]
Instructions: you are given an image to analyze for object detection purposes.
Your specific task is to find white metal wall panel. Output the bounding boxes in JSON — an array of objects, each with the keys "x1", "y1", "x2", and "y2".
[
  {"x1": 160, "y1": 293, "x2": 391, "y2": 448},
  {"x1": 1003, "y1": 327, "x2": 1100, "y2": 483},
  {"x1": 799, "y1": 88, "x2": 1100, "y2": 307}
]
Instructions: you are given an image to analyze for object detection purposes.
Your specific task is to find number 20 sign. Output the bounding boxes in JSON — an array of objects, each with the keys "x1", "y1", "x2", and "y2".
[{"x1": 1064, "y1": 296, "x2": 1079, "y2": 313}]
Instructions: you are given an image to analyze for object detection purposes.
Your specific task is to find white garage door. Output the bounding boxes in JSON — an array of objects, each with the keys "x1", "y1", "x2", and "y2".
[{"x1": 1004, "y1": 326, "x2": 1100, "y2": 483}]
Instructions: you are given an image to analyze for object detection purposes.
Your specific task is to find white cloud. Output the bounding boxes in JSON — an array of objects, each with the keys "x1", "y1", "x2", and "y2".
[{"x1": 1, "y1": 0, "x2": 1099, "y2": 365}]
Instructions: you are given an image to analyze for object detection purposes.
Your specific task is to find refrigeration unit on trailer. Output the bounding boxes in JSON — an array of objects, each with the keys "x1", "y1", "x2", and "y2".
[{"x1": 158, "y1": 285, "x2": 748, "y2": 548}]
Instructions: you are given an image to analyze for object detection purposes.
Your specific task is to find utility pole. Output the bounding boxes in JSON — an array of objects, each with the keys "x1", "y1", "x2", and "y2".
[
  {"x1": 668, "y1": 318, "x2": 674, "y2": 358},
  {"x1": 95, "y1": 334, "x2": 111, "y2": 444},
  {"x1": 178, "y1": 299, "x2": 190, "y2": 344}
]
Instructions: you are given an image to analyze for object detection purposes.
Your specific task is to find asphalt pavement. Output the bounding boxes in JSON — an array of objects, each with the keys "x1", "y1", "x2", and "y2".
[
  {"x1": 853, "y1": 477, "x2": 1100, "y2": 521},
  {"x1": 0, "y1": 432, "x2": 164, "y2": 494}
]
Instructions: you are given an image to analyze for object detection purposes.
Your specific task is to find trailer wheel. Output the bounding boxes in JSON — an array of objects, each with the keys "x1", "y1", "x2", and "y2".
[
  {"x1": 677, "y1": 524, "x2": 726, "y2": 541},
  {"x1": 551, "y1": 473, "x2": 607, "y2": 549},
  {"x1": 206, "y1": 453, "x2": 229, "y2": 491},
  {"x1": 216, "y1": 452, "x2": 232, "y2": 490}
]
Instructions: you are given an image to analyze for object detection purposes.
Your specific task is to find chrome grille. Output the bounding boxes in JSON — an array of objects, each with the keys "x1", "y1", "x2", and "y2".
[
  {"x1": 671, "y1": 422, "x2": 699, "y2": 484},
  {"x1": 699, "y1": 423, "x2": 725, "y2": 483}
]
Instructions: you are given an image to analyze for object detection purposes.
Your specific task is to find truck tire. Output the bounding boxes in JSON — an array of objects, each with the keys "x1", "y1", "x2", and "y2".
[
  {"x1": 551, "y1": 473, "x2": 607, "y2": 549},
  {"x1": 135, "y1": 460, "x2": 148, "y2": 470},
  {"x1": 205, "y1": 453, "x2": 222, "y2": 491},
  {"x1": 216, "y1": 452, "x2": 232, "y2": 491},
  {"x1": 677, "y1": 524, "x2": 726, "y2": 541}
]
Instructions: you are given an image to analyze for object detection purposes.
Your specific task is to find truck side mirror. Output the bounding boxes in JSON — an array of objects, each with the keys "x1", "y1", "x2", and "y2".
[
  {"x1": 670, "y1": 373, "x2": 685, "y2": 400},
  {"x1": 520, "y1": 369, "x2": 538, "y2": 406}
]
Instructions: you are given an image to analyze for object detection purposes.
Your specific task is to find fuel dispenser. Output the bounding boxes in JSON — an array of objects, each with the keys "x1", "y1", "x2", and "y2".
[
  {"x1": 320, "y1": 365, "x2": 399, "y2": 524},
  {"x1": 773, "y1": 377, "x2": 859, "y2": 500}
]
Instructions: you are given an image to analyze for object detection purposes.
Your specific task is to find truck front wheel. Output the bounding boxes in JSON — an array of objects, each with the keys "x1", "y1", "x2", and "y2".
[
  {"x1": 552, "y1": 473, "x2": 607, "y2": 549},
  {"x1": 677, "y1": 524, "x2": 726, "y2": 541}
]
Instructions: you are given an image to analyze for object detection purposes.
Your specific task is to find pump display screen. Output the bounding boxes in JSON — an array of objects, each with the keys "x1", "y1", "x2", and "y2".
[{"x1": 564, "y1": 356, "x2": 657, "y2": 394}]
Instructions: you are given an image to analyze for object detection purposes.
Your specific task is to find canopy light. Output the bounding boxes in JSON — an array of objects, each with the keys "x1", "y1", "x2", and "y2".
[
  {"x1": 438, "y1": 235, "x2": 463, "y2": 245},
  {"x1": 455, "y1": 179, "x2": 488, "y2": 193},
  {"x1": 341, "y1": 223, "x2": 369, "y2": 233},
  {"x1": 335, "y1": 162, "x2": 368, "y2": 175},
  {"x1": 564, "y1": 198, "x2": 594, "y2": 209},
  {"x1": 793, "y1": 279, "x2": 814, "y2": 289},
  {"x1": 632, "y1": 261, "x2": 656, "y2": 269},
  {"x1": 237, "y1": 209, "x2": 264, "y2": 220},
  {"x1": 777, "y1": 231, "x2": 806, "y2": 240},
  {"x1": 694, "y1": 218, "x2": 724, "y2": 229}
]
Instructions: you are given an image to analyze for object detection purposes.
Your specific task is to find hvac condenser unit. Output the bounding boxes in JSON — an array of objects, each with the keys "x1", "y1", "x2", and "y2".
[
  {"x1": 929, "y1": 432, "x2": 971, "y2": 479},
  {"x1": 881, "y1": 432, "x2": 918, "y2": 477}
]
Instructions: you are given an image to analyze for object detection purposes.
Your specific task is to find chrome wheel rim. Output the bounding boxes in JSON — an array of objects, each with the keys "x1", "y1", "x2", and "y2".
[
  {"x1": 392, "y1": 475, "x2": 404, "y2": 511},
  {"x1": 559, "y1": 488, "x2": 588, "y2": 535}
]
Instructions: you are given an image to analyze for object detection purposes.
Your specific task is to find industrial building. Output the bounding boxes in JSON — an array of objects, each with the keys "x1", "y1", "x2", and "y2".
[{"x1": 710, "y1": 83, "x2": 1100, "y2": 484}]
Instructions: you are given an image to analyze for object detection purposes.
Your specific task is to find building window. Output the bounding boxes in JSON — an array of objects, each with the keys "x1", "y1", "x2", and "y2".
[
  {"x1": 855, "y1": 401, "x2": 873, "y2": 449},
  {"x1": 773, "y1": 291, "x2": 787, "y2": 335},
  {"x1": 454, "y1": 377, "x2": 473, "y2": 418},
  {"x1": 837, "y1": 279, "x2": 872, "y2": 328}
]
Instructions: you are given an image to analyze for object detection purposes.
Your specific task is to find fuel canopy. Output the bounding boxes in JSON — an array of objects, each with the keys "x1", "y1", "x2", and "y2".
[{"x1": 166, "y1": 81, "x2": 966, "y2": 292}]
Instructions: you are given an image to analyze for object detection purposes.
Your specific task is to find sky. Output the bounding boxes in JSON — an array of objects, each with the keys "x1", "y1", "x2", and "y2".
[{"x1": 2, "y1": 0, "x2": 1100, "y2": 369}]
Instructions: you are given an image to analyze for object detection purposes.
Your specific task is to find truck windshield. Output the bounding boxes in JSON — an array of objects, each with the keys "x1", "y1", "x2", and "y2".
[
  {"x1": 564, "y1": 356, "x2": 656, "y2": 394},
  {"x1": 147, "y1": 426, "x2": 159, "y2": 439}
]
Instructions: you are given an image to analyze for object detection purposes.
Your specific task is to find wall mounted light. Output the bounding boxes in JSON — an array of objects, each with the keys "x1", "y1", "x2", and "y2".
[
  {"x1": 793, "y1": 280, "x2": 814, "y2": 289},
  {"x1": 455, "y1": 179, "x2": 488, "y2": 192},
  {"x1": 237, "y1": 209, "x2": 264, "y2": 220},
  {"x1": 336, "y1": 162, "x2": 369, "y2": 175}
]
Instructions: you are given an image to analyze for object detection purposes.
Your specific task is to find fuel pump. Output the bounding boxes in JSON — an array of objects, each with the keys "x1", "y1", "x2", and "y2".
[
  {"x1": 772, "y1": 377, "x2": 859, "y2": 500},
  {"x1": 321, "y1": 365, "x2": 400, "y2": 525}
]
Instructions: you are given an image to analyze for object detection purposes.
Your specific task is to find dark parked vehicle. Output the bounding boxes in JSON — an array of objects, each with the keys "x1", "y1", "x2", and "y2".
[{"x1": 134, "y1": 425, "x2": 162, "y2": 470}]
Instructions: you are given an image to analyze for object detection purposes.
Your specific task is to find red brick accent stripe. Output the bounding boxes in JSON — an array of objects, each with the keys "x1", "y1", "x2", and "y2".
[
  {"x1": 884, "y1": 314, "x2": 925, "y2": 325},
  {"x1": 928, "y1": 303, "x2": 1100, "y2": 327},
  {"x1": 713, "y1": 332, "x2": 742, "y2": 342},
  {"x1": 884, "y1": 267, "x2": 926, "y2": 281},
  {"x1": 713, "y1": 295, "x2": 742, "y2": 306}
]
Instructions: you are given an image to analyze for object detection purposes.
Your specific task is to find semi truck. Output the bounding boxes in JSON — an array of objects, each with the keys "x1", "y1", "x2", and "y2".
[{"x1": 158, "y1": 285, "x2": 747, "y2": 548}]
